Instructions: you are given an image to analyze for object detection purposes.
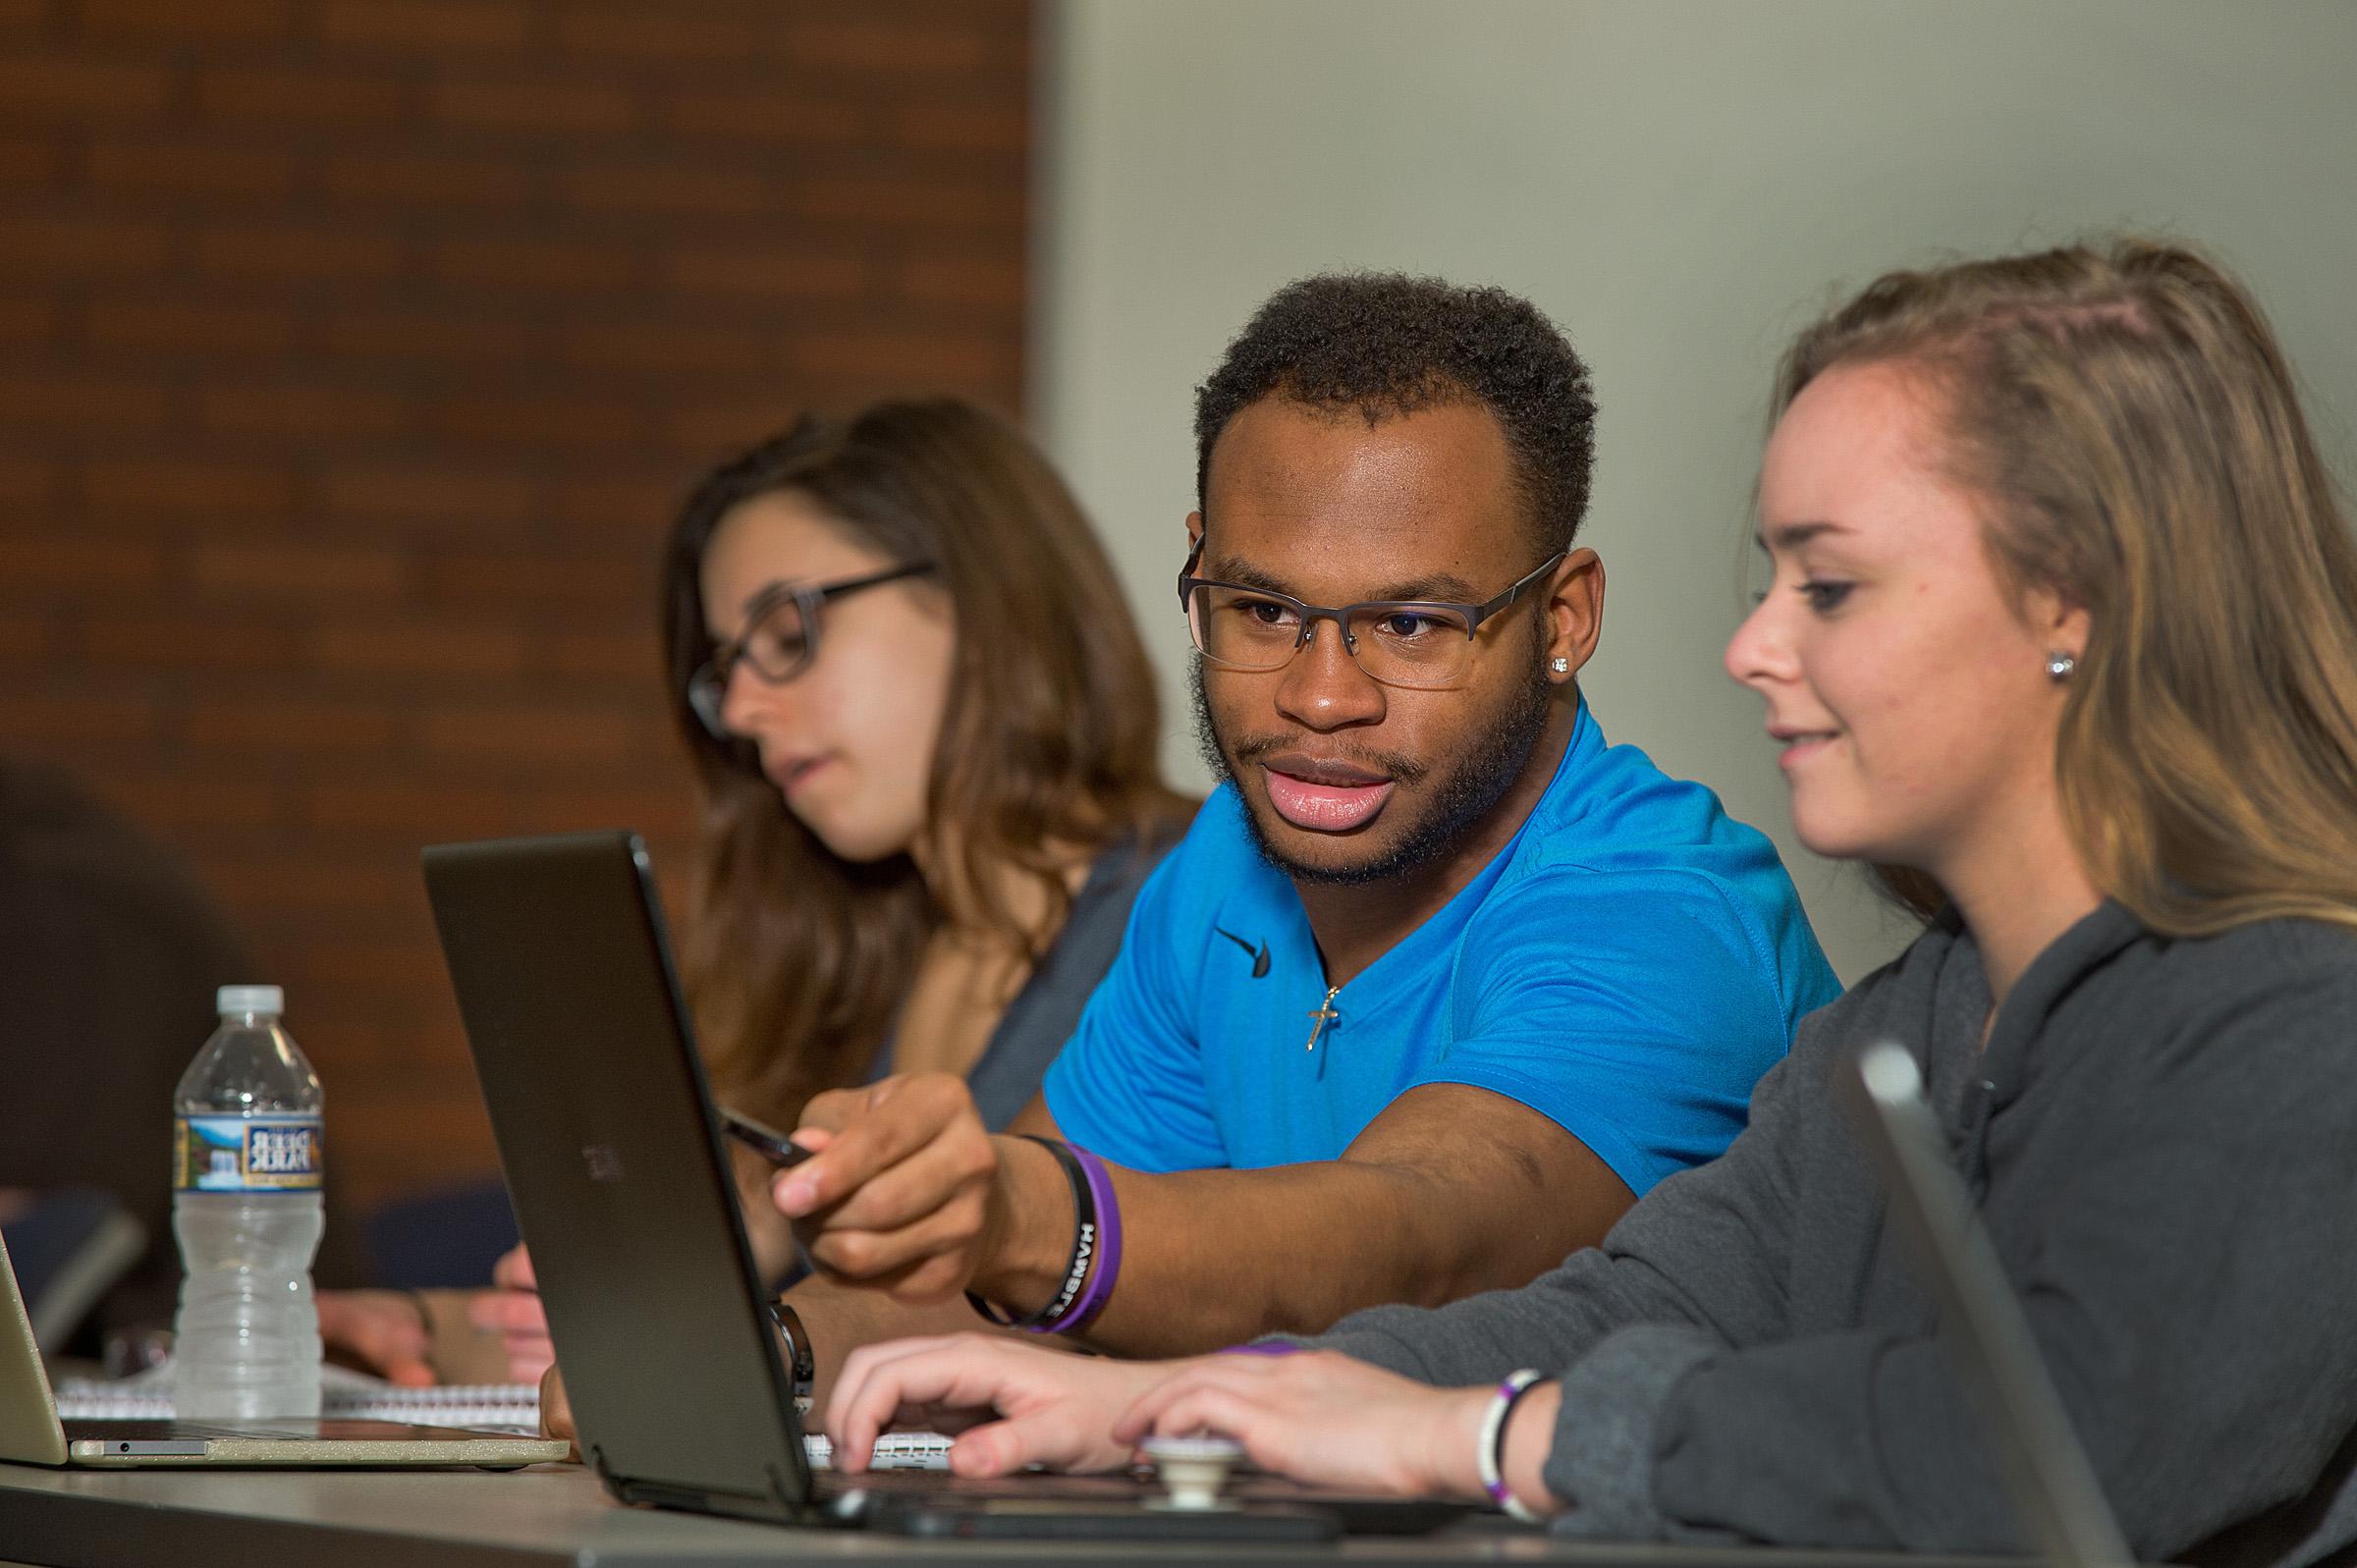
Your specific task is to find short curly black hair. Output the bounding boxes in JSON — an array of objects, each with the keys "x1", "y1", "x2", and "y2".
[{"x1": 1194, "y1": 272, "x2": 1598, "y2": 553}]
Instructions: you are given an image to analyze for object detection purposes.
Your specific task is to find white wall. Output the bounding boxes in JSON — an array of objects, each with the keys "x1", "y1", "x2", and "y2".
[{"x1": 1032, "y1": 0, "x2": 2357, "y2": 981}]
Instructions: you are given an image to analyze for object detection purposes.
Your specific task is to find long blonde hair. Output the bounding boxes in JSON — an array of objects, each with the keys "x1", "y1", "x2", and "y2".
[
  {"x1": 1774, "y1": 239, "x2": 2357, "y2": 934},
  {"x1": 658, "y1": 400, "x2": 1191, "y2": 1124}
]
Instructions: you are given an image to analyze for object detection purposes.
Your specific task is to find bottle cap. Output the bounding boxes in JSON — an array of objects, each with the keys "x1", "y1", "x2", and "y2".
[{"x1": 216, "y1": 985, "x2": 284, "y2": 1017}]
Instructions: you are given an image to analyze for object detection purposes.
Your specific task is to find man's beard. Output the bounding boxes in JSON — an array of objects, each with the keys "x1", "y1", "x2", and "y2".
[{"x1": 1191, "y1": 645, "x2": 1556, "y2": 887}]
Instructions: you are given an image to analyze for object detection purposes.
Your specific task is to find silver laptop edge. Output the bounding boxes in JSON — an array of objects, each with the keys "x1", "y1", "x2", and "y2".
[
  {"x1": 0, "y1": 1213, "x2": 563, "y2": 1468},
  {"x1": 1843, "y1": 1039, "x2": 2135, "y2": 1568},
  {"x1": 0, "y1": 1230, "x2": 71, "y2": 1465}
]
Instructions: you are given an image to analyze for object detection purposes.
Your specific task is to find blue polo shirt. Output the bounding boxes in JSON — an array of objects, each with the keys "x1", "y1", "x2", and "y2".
[{"x1": 1042, "y1": 703, "x2": 1839, "y2": 1196}]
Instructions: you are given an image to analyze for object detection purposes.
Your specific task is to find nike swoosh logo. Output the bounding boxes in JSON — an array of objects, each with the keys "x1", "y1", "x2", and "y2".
[{"x1": 1214, "y1": 927, "x2": 1271, "y2": 979}]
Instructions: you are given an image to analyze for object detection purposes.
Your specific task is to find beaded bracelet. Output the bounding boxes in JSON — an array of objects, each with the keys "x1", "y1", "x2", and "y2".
[
  {"x1": 1476, "y1": 1368, "x2": 1551, "y2": 1524},
  {"x1": 965, "y1": 1135, "x2": 1094, "y2": 1330}
]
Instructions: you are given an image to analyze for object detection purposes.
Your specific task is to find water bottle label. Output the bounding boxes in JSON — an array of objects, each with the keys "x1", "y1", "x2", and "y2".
[{"x1": 173, "y1": 1115, "x2": 324, "y2": 1192}]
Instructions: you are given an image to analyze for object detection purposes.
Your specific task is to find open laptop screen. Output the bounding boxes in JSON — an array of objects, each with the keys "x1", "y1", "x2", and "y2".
[
  {"x1": 1841, "y1": 1040, "x2": 2133, "y2": 1568},
  {"x1": 423, "y1": 832, "x2": 812, "y2": 1520}
]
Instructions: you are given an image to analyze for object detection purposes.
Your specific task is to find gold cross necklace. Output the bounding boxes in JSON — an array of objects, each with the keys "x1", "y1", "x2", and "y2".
[{"x1": 1305, "y1": 985, "x2": 1342, "y2": 1052}]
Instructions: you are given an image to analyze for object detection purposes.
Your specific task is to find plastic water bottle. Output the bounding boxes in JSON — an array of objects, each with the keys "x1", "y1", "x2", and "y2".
[{"x1": 171, "y1": 985, "x2": 324, "y2": 1420}]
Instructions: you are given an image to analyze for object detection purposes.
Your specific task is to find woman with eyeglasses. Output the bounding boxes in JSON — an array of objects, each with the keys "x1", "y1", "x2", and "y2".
[
  {"x1": 323, "y1": 399, "x2": 1192, "y2": 1385},
  {"x1": 656, "y1": 402, "x2": 1191, "y2": 1159},
  {"x1": 817, "y1": 241, "x2": 2357, "y2": 1562}
]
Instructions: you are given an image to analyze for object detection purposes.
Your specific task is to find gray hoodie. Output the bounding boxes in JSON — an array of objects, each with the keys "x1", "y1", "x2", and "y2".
[{"x1": 1302, "y1": 902, "x2": 2357, "y2": 1565}]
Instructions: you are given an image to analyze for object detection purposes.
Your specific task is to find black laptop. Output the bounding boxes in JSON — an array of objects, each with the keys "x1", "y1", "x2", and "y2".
[{"x1": 421, "y1": 831, "x2": 1468, "y2": 1541}]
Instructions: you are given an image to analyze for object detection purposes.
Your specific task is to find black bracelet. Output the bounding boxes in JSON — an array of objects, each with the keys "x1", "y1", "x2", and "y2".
[
  {"x1": 966, "y1": 1136, "x2": 1094, "y2": 1329},
  {"x1": 768, "y1": 1298, "x2": 815, "y2": 1401}
]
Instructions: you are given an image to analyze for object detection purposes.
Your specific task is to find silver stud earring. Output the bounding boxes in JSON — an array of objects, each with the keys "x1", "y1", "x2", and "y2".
[
  {"x1": 1550, "y1": 657, "x2": 1570, "y2": 676},
  {"x1": 2046, "y1": 651, "x2": 2076, "y2": 683}
]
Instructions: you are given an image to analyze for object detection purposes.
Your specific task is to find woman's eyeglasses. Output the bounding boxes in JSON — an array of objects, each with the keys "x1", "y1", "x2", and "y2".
[{"x1": 687, "y1": 561, "x2": 936, "y2": 738}]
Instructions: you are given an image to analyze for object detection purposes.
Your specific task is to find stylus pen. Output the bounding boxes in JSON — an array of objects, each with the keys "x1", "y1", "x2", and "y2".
[{"x1": 721, "y1": 1107, "x2": 816, "y2": 1169}]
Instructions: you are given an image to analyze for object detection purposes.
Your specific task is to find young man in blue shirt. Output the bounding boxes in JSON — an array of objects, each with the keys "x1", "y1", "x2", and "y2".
[{"x1": 531, "y1": 276, "x2": 1836, "y2": 1432}]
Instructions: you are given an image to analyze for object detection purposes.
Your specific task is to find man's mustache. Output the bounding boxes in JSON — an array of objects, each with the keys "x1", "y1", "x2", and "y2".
[{"x1": 1223, "y1": 730, "x2": 1431, "y2": 787}]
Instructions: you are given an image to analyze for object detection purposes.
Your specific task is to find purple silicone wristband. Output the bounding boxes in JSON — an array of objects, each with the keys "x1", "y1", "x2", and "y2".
[
  {"x1": 1487, "y1": 1377, "x2": 1522, "y2": 1504},
  {"x1": 1057, "y1": 1145, "x2": 1122, "y2": 1331},
  {"x1": 1481, "y1": 1372, "x2": 1546, "y2": 1512}
]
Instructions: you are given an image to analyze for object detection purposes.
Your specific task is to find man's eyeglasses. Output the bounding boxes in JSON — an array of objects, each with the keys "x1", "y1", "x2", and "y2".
[
  {"x1": 687, "y1": 561, "x2": 936, "y2": 738},
  {"x1": 1177, "y1": 542, "x2": 1564, "y2": 691}
]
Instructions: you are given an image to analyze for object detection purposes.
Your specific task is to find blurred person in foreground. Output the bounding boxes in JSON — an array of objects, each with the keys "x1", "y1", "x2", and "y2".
[
  {"x1": 824, "y1": 241, "x2": 2357, "y2": 1565},
  {"x1": 0, "y1": 756, "x2": 253, "y2": 1353},
  {"x1": 322, "y1": 399, "x2": 1194, "y2": 1385}
]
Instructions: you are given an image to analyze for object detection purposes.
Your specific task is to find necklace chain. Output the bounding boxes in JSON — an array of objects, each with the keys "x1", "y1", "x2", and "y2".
[{"x1": 1305, "y1": 985, "x2": 1342, "y2": 1052}]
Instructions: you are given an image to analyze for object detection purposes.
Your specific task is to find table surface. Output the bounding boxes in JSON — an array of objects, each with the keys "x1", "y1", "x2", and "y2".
[{"x1": 0, "y1": 1459, "x2": 2031, "y2": 1568}]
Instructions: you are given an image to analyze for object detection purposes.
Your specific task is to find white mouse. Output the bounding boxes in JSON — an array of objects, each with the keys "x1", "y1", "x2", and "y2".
[{"x1": 1138, "y1": 1433, "x2": 1247, "y2": 1510}]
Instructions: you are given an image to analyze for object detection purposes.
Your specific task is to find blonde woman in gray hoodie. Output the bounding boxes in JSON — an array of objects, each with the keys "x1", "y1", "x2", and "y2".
[{"x1": 822, "y1": 239, "x2": 2357, "y2": 1568}]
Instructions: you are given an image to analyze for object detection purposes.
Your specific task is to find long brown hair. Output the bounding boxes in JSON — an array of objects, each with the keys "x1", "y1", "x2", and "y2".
[
  {"x1": 1772, "y1": 239, "x2": 2357, "y2": 933},
  {"x1": 659, "y1": 399, "x2": 1191, "y2": 1122}
]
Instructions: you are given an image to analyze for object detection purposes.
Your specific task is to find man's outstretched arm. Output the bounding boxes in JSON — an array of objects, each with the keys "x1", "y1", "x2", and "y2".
[{"x1": 776, "y1": 1076, "x2": 1631, "y2": 1358}]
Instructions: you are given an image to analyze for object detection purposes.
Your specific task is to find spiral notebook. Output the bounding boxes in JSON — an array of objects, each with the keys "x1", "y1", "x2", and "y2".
[
  {"x1": 47, "y1": 1372, "x2": 953, "y2": 1470},
  {"x1": 51, "y1": 1376, "x2": 544, "y2": 1436}
]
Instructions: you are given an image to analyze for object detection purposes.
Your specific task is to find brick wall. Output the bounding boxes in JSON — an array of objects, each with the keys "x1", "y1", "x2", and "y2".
[{"x1": 0, "y1": 0, "x2": 1031, "y2": 1228}]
